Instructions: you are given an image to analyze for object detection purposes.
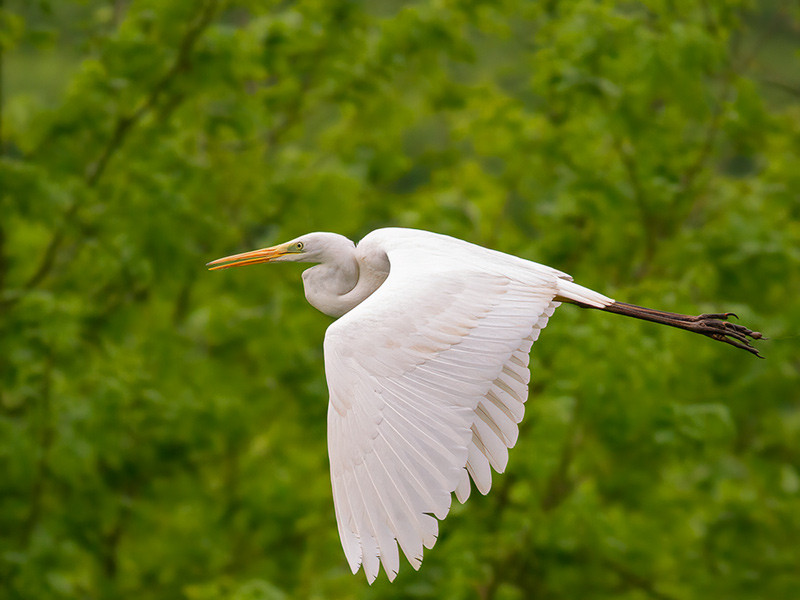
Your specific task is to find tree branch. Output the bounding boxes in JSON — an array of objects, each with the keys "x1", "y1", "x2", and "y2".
[
  {"x1": 0, "y1": 0, "x2": 4, "y2": 158},
  {"x1": 86, "y1": 0, "x2": 221, "y2": 186},
  {"x1": 0, "y1": 0, "x2": 5, "y2": 298},
  {"x1": 20, "y1": 351, "x2": 55, "y2": 546},
  {"x1": 611, "y1": 135, "x2": 658, "y2": 276},
  {"x1": 540, "y1": 426, "x2": 584, "y2": 512},
  {"x1": 678, "y1": 104, "x2": 723, "y2": 198},
  {"x1": 0, "y1": 219, "x2": 6, "y2": 296},
  {"x1": 760, "y1": 78, "x2": 800, "y2": 99},
  {"x1": 601, "y1": 558, "x2": 679, "y2": 600},
  {"x1": 7, "y1": 0, "x2": 221, "y2": 306}
]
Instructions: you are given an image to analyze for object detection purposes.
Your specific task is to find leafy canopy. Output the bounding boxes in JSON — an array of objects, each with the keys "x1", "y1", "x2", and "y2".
[{"x1": 1, "y1": 1, "x2": 799, "y2": 598}]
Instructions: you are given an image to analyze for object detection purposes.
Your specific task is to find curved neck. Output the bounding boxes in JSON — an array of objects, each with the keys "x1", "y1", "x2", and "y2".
[{"x1": 302, "y1": 251, "x2": 389, "y2": 317}]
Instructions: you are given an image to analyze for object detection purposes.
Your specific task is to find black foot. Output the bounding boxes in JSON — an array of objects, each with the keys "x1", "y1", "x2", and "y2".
[{"x1": 690, "y1": 313, "x2": 764, "y2": 357}]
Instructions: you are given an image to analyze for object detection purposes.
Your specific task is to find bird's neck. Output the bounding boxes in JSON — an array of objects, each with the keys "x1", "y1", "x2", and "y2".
[{"x1": 302, "y1": 250, "x2": 389, "y2": 318}]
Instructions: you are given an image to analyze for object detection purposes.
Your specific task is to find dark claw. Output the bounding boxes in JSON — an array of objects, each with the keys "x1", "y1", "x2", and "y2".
[
  {"x1": 700, "y1": 315, "x2": 763, "y2": 357},
  {"x1": 695, "y1": 312, "x2": 738, "y2": 321},
  {"x1": 720, "y1": 322, "x2": 757, "y2": 341}
]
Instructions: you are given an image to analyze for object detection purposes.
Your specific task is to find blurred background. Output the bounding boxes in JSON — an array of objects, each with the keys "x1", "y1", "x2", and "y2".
[{"x1": 1, "y1": 1, "x2": 799, "y2": 598}]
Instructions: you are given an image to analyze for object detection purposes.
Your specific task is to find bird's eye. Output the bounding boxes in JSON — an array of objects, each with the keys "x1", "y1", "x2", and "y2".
[{"x1": 295, "y1": 242, "x2": 304, "y2": 251}]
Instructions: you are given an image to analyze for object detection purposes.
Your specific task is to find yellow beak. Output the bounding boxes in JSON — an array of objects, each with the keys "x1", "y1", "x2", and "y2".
[{"x1": 206, "y1": 243, "x2": 290, "y2": 271}]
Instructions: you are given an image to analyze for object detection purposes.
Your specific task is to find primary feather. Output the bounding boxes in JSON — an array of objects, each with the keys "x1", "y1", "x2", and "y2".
[{"x1": 322, "y1": 229, "x2": 611, "y2": 582}]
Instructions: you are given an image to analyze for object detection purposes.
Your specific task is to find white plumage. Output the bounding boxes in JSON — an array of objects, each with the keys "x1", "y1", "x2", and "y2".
[
  {"x1": 208, "y1": 227, "x2": 761, "y2": 583},
  {"x1": 321, "y1": 230, "x2": 609, "y2": 581}
]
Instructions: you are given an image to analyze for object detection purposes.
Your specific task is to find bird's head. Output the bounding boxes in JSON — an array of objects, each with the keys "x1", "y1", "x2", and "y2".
[{"x1": 207, "y1": 232, "x2": 354, "y2": 271}]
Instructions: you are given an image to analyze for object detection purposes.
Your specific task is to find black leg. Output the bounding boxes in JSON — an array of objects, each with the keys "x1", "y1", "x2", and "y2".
[{"x1": 577, "y1": 301, "x2": 764, "y2": 358}]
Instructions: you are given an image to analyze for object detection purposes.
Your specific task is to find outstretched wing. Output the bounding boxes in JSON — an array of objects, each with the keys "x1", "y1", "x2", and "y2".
[{"x1": 324, "y1": 233, "x2": 564, "y2": 582}]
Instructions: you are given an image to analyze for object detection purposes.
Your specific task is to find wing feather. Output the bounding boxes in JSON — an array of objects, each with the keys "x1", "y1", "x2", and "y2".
[
  {"x1": 474, "y1": 404, "x2": 510, "y2": 470},
  {"x1": 457, "y1": 303, "x2": 558, "y2": 500},
  {"x1": 368, "y1": 437, "x2": 428, "y2": 564},
  {"x1": 325, "y1": 231, "x2": 565, "y2": 582},
  {"x1": 466, "y1": 434, "x2": 493, "y2": 494},
  {"x1": 473, "y1": 419, "x2": 508, "y2": 473},
  {"x1": 360, "y1": 453, "x2": 401, "y2": 578},
  {"x1": 350, "y1": 469, "x2": 381, "y2": 581},
  {"x1": 329, "y1": 416, "x2": 362, "y2": 572}
]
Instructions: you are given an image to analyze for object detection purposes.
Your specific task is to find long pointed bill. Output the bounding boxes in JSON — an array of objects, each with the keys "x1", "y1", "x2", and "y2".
[{"x1": 207, "y1": 244, "x2": 290, "y2": 271}]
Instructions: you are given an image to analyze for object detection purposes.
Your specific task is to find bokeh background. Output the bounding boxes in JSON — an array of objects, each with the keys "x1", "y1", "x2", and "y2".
[{"x1": 2, "y1": 1, "x2": 799, "y2": 598}]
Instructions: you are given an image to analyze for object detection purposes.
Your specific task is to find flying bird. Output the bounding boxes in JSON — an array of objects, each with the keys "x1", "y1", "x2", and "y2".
[{"x1": 207, "y1": 227, "x2": 761, "y2": 583}]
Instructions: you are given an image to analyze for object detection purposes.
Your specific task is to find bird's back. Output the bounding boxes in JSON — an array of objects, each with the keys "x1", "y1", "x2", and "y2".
[
  {"x1": 357, "y1": 228, "x2": 610, "y2": 309},
  {"x1": 358, "y1": 227, "x2": 565, "y2": 279}
]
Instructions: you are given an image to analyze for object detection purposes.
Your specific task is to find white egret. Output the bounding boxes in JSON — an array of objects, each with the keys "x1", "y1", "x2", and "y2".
[{"x1": 207, "y1": 227, "x2": 761, "y2": 583}]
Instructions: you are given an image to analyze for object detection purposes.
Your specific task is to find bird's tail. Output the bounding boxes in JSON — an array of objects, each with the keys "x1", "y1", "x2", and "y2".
[{"x1": 555, "y1": 279, "x2": 614, "y2": 309}]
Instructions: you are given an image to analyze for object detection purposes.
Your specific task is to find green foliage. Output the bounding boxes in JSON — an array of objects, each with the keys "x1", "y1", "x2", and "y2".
[{"x1": 2, "y1": 1, "x2": 799, "y2": 598}]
